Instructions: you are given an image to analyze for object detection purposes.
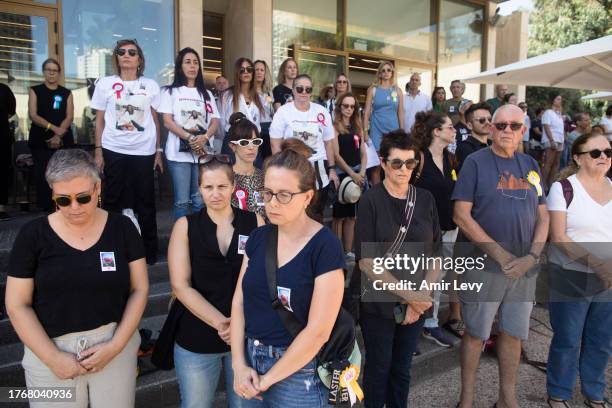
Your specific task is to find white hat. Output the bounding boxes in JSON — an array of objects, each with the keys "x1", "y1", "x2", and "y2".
[{"x1": 338, "y1": 177, "x2": 362, "y2": 204}]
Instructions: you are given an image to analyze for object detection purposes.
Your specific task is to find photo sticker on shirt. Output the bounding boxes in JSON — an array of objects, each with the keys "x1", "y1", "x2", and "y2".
[
  {"x1": 238, "y1": 234, "x2": 248, "y2": 255},
  {"x1": 277, "y1": 286, "x2": 293, "y2": 312},
  {"x1": 99, "y1": 252, "x2": 117, "y2": 272},
  {"x1": 179, "y1": 97, "x2": 208, "y2": 135},
  {"x1": 253, "y1": 191, "x2": 265, "y2": 207}
]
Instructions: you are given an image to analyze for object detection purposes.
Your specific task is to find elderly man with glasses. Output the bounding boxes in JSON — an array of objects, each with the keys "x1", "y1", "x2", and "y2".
[{"x1": 452, "y1": 104, "x2": 550, "y2": 408}]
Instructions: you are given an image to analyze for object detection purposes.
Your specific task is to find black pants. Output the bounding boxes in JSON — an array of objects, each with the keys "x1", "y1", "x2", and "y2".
[
  {"x1": 360, "y1": 312, "x2": 425, "y2": 408},
  {"x1": 31, "y1": 148, "x2": 55, "y2": 211},
  {"x1": 102, "y1": 149, "x2": 158, "y2": 261}
]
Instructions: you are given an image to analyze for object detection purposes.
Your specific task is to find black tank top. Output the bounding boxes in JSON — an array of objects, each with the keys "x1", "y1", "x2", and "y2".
[
  {"x1": 337, "y1": 126, "x2": 361, "y2": 168},
  {"x1": 175, "y1": 207, "x2": 258, "y2": 354},
  {"x1": 28, "y1": 84, "x2": 74, "y2": 149}
]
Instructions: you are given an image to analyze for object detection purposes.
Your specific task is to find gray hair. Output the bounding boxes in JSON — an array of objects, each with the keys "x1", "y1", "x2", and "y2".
[{"x1": 45, "y1": 149, "x2": 100, "y2": 187}]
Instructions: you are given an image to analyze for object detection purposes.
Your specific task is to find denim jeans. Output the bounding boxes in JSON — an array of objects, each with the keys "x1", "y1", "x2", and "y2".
[
  {"x1": 167, "y1": 160, "x2": 204, "y2": 220},
  {"x1": 241, "y1": 338, "x2": 330, "y2": 407},
  {"x1": 424, "y1": 228, "x2": 458, "y2": 328},
  {"x1": 360, "y1": 313, "x2": 425, "y2": 408},
  {"x1": 547, "y1": 291, "x2": 612, "y2": 401},
  {"x1": 174, "y1": 343, "x2": 242, "y2": 408}
]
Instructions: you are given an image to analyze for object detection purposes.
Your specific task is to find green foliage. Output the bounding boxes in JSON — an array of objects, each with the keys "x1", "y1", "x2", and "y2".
[{"x1": 526, "y1": 0, "x2": 611, "y2": 120}]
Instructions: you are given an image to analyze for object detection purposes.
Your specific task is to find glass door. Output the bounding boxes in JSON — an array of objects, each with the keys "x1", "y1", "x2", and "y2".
[
  {"x1": 0, "y1": 2, "x2": 59, "y2": 140},
  {"x1": 294, "y1": 46, "x2": 346, "y2": 103}
]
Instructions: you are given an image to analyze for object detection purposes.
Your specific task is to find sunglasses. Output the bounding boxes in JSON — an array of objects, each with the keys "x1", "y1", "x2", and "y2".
[
  {"x1": 576, "y1": 148, "x2": 612, "y2": 159},
  {"x1": 239, "y1": 66, "x2": 254, "y2": 74},
  {"x1": 494, "y1": 122, "x2": 523, "y2": 131},
  {"x1": 384, "y1": 158, "x2": 419, "y2": 170},
  {"x1": 474, "y1": 117, "x2": 492, "y2": 125},
  {"x1": 295, "y1": 86, "x2": 313, "y2": 94},
  {"x1": 198, "y1": 154, "x2": 231, "y2": 165},
  {"x1": 115, "y1": 48, "x2": 138, "y2": 57},
  {"x1": 230, "y1": 138, "x2": 263, "y2": 147},
  {"x1": 336, "y1": 80, "x2": 348, "y2": 84},
  {"x1": 341, "y1": 103, "x2": 355, "y2": 110},
  {"x1": 52, "y1": 191, "x2": 94, "y2": 207},
  {"x1": 259, "y1": 189, "x2": 308, "y2": 204}
]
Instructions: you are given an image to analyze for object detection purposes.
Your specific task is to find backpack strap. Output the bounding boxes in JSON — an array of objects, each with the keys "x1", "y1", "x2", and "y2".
[{"x1": 559, "y1": 178, "x2": 573, "y2": 208}]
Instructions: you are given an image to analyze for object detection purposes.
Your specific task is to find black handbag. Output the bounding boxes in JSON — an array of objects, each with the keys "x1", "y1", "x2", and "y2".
[
  {"x1": 265, "y1": 225, "x2": 362, "y2": 405},
  {"x1": 151, "y1": 299, "x2": 186, "y2": 370}
]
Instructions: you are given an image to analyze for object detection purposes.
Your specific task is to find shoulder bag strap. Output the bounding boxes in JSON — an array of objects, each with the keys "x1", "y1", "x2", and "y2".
[
  {"x1": 265, "y1": 225, "x2": 303, "y2": 338},
  {"x1": 559, "y1": 178, "x2": 573, "y2": 208}
]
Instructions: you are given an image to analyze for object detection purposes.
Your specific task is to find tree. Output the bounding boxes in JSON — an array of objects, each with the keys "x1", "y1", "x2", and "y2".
[{"x1": 526, "y1": 0, "x2": 611, "y2": 119}]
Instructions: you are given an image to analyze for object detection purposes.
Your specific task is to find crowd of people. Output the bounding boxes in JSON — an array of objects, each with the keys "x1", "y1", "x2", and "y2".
[{"x1": 2, "y1": 39, "x2": 611, "y2": 408}]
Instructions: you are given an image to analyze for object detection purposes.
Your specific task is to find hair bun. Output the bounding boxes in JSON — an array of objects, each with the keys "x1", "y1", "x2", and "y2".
[
  {"x1": 229, "y1": 112, "x2": 247, "y2": 127},
  {"x1": 280, "y1": 138, "x2": 313, "y2": 159}
]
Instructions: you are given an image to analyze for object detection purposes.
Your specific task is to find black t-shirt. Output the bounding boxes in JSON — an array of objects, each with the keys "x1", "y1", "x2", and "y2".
[
  {"x1": 456, "y1": 136, "x2": 491, "y2": 172},
  {"x1": 337, "y1": 128, "x2": 361, "y2": 168},
  {"x1": 272, "y1": 84, "x2": 293, "y2": 106},
  {"x1": 8, "y1": 213, "x2": 145, "y2": 338},
  {"x1": 415, "y1": 148, "x2": 456, "y2": 230},
  {"x1": 454, "y1": 122, "x2": 471, "y2": 143},
  {"x1": 175, "y1": 207, "x2": 257, "y2": 354},
  {"x1": 0, "y1": 83, "x2": 16, "y2": 143},
  {"x1": 28, "y1": 84, "x2": 74, "y2": 149}
]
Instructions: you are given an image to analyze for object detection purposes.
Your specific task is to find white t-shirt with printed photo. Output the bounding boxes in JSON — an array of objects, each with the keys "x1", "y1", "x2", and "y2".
[
  {"x1": 221, "y1": 92, "x2": 262, "y2": 132},
  {"x1": 91, "y1": 75, "x2": 160, "y2": 155},
  {"x1": 158, "y1": 86, "x2": 220, "y2": 163},
  {"x1": 541, "y1": 109, "x2": 565, "y2": 146}
]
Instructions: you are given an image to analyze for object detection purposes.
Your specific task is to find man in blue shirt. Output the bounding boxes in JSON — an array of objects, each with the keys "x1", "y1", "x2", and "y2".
[{"x1": 453, "y1": 104, "x2": 549, "y2": 408}]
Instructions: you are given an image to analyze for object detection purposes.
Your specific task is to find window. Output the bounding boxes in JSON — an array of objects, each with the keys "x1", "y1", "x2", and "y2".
[
  {"x1": 202, "y1": 12, "x2": 223, "y2": 87},
  {"x1": 61, "y1": 0, "x2": 174, "y2": 144}
]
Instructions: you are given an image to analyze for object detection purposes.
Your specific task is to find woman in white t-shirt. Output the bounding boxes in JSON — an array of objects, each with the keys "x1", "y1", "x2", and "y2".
[
  {"x1": 546, "y1": 132, "x2": 612, "y2": 408},
  {"x1": 92, "y1": 39, "x2": 162, "y2": 264},
  {"x1": 541, "y1": 93, "x2": 565, "y2": 190},
  {"x1": 269, "y1": 74, "x2": 339, "y2": 221},
  {"x1": 158, "y1": 47, "x2": 220, "y2": 220},
  {"x1": 220, "y1": 58, "x2": 264, "y2": 160}
]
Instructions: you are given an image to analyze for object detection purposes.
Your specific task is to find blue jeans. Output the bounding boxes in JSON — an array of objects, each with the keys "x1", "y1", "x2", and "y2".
[
  {"x1": 174, "y1": 343, "x2": 242, "y2": 408},
  {"x1": 241, "y1": 338, "x2": 330, "y2": 407},
  {"x1": 547, "y1": 292, "x2": 612, "y2": 401},
  {"x1": 360, "y1": 313, "x2": 424, "y2": 408},
  {"x1": 167, "y1": 160, "x2": 204, "y2": 220}
]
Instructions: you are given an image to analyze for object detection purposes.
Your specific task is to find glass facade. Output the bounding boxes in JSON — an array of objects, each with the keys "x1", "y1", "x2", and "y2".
[{"x1": 61, "y1": 0, "x2": 174, "y2": 144}]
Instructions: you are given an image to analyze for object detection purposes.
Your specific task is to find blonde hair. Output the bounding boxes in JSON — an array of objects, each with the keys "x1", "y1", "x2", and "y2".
[
  {"x1": 254, "y1": 59, "x2": 272, "y2": 94},
  {"x1": 373, "y1": 60, "x2": 395, "y2": 87},
  {"x1": 276, "y1": 58, "x2": 298, "y2": 86}
]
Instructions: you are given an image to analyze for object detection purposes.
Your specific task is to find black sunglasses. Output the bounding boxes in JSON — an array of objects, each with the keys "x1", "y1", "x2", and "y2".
[
  {"x1": 384, "y1": 158, "x2": 419, "y2": 170},
  {"x1": 494, "y1": 122, "x2": 523, "y2": 131},
  {"x1": 116, "y1": 48, "x2": 138, "y2": 57},
  {"x1": 474, "y1": 117, "x2": 492, "y2": 124},
  {"x1": 198, "y1": 154, "x2": 231, "y2": 165},
  {"x1": 576, "y1": 148, "x2": 612, "y2": 159},
  {"x1": 341, "y1": 103, "x2": 355, "y2": 110},
  {"x1": 295, "y1": 86, "x2": 313, "y2": 94},
  {"x1": 239, "y1": 66, "x2": 254, "y2": 74},
  {"x1": 52, "y1": 192, "x2": 93, "y2": 207}
]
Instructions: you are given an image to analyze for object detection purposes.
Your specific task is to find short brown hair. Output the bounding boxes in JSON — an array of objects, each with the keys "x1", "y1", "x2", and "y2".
[
  {"x1": 112, "y1": 39, "x2": 145, "y2": 77},
  {"x1": 265, "y1": 139, "x2": 316, "y2": 198}
]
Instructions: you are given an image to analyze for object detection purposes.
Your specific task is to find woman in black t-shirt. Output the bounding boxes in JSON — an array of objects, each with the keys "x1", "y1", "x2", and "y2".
[
  {"x1": 331, "y1": 92, "x2": 367, "y2": 259},
  {"x1": 168, "y1": 154, "x2": 262, "y2": 408},
  {"x1": 6, "y1": 149, "x2": 148, "y2": 408},
  {"x1": 27, "y1": 58, "x2": 74, "y2": 211},
  {"x1": 272, "y1": 57, "x2": 298, "y2": 112}
]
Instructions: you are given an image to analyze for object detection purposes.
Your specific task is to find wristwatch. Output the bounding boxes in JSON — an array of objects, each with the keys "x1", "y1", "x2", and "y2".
[{"x1": 527, "y1": 251, "x2": 540, "y2": 264}]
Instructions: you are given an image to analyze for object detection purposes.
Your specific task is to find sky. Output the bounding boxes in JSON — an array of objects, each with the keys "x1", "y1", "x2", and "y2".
[{"x1": 498, "y1": 0, "x2": 535, "y2": 15}]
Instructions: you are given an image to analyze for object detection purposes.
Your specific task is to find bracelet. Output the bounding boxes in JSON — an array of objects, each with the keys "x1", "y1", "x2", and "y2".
[
  {"x1": 528, "y1": 251, "x2": 540, "y2": 264},
  {"x1": 327, "y1": 165, "x2": 336, "y2": 171},
  {"x1": 156, "y1": 148, "x2": 163, "y2": 153},
  {"x1": 46, "y1": 123, "x2": 52, "y2": 131}
]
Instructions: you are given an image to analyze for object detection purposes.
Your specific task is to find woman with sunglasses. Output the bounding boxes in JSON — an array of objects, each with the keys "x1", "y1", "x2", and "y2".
[
  {"x1": 230, "y1": 140, "x2": 346, "y2": 405},
  {"x1": 168, "y1": 153, "x2": 263, "y2": 408},
  {"x1": 272, "y1": 57, "x2": 298, "y2": 112},
  {"x1": 227, "y1": 112, "x2": 266, "y2": 218},
  {"x1": 28, "y1": 58, "x2": 74, "y2": 212},
  {"x1": 331, "y1": 92, "x2": 367, "y2": 260},
  {"x1": 91, "y1": 39, "x2": 162, "y2": 265},
  {"x1": 254, "y1": 60, "x2": 274, "y2": 163},
  {"x1": 431, "y1": 87, "x2": 446, "y2": 113},
  {"x1": 364, "y1": 61, "x2": 404, "y2": 185},
  {"x1": 159, "y1": 47, "x2": 220, "y2": 220},
  {"x1": 350, "y1": 130, "x2": 440, "y2": 408},
  {"x1": 269, "y1": 74, "x2": 339, "y2": 221},
  {"x1": 6, "y1": 149, "x2": 148, "y2": 407},
  {"x1": 220, "y1": 58, "x2": 264, "y2": 160},
  {"x1": 412, "y1": 111, "x2": 458, "y2": 349},
  {"x1": 545, "y1": 133, "x2": 612, "y2": 408}
]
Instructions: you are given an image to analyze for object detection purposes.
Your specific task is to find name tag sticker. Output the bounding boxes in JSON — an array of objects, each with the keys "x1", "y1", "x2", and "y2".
[
  {"x1": 277, "y1": 286, "x2": 293, "y2": 312},
  {"x1": 100, "y1": 252, "x2": 117, "y2": 272},
  {"x1": 238, "y1": 234, "x2": 248, "y2": 255}
]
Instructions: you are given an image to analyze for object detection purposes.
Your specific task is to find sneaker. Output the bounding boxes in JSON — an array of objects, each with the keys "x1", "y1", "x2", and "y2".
[
  {"x1": 422, "y1": 327, "x2": 453, "y2": 348},
  {"x1": 443, "y1": 319, "x2": 465, "y2": 338}
]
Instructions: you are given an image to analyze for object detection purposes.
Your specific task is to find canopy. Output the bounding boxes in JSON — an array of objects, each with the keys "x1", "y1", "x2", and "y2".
[
  {"x1": 463, "y1": 35, "x2": 612, "y2": 91},
  {"x1": 581, "y1": 91, "x2": 612, "y2": 101}
]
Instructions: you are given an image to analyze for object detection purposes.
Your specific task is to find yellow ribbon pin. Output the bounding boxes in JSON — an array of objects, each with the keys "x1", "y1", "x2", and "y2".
[
  {"x1": 339, "y1": 365, "x2": 364, "y2": 406},
  {"x1": 451, "y1": 169, "x2": 458, "y2": 181},
  {"x1": 527, "y1": 171, "x2": 543, "y2": 197}
]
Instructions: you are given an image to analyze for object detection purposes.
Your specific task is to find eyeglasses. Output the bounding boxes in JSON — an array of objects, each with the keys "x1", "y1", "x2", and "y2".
[
  {"x1": 341, "y1": 103, "x2": 355, "y2": 110},
  {"x1": 295, "y1": 86, "x2": 313, "y2": 94},
  {"x1": 576, "y1": 148, "x2": 612, "y2": 159},
  {"x1": 52, "y1": 191, "x2": 94, "y2": 207},
  {"x1": 384, "y1": 158, "x2": 419, "y2": 170},
  {"x1": 259, "y1": 189, "x2": 308, "y2": 204},
  {"x1": 230, "y1": 138, "x2": 264, "y2": 147},
  {"x1": 198, "y1": 154, "x2": 231, "y2": 165},
  {"x1": 474, "y1": 117, "x2": 492, "y2": 125},
  {"x1": 115, "y1": 48, "x2": 138, "y2": 57},
  {"x1": 494, "y1": 122, "x2": 523, "y2": 131},
  {"x1": 239, "y1": 66, "x2": 254, "y2": 74}
]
